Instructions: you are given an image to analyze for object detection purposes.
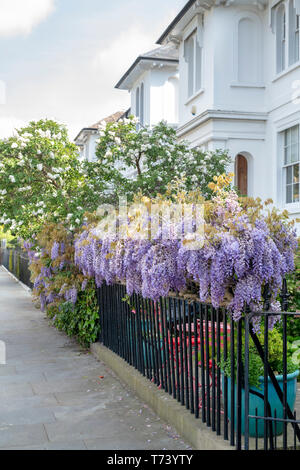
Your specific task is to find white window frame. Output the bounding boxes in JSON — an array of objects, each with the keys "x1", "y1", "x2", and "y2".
[
  {"x1": 289, "y1": 0, "x2": 300, "y2": 65},
  {"x1": 183, "y1": 22, "x2": 203, "y2": 101},
  {"x1": 140, "y1": 82, "x2": 144, "y2": 126},
  {"x1": 274, "y1": 0, "x2": 300, "y2": 75},
  {"x1": 135, "y1": 86, "x2": 140, "y2": 120},
  {"x1": 135, "y1": 82, "x2": 145, "y2": 128},
  {"x1": 296, "y1": 12, "x2": 300, "y2": 61},
  {"x1": 282, "y1": 124, "x2": 300, "y2": 204},
  {"x1": 276, "y1": 3, "x2": 287, "y2": 73}
]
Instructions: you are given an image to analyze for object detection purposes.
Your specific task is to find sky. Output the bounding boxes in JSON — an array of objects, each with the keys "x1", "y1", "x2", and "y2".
[{"x1": 0, "y1": 0, "x2": 187, "y2": 140}]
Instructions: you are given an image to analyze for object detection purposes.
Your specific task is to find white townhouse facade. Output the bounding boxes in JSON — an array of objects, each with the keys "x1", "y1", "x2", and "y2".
[
  {"x1": 74, "y1": 111, "x2": 128, "y2": 162},
  {"x1": 154, "y1": 0, "x2": 300, "y2": 233},
  {"x1": 115, "y1": 43, "x2": 179, "y2": 128}
]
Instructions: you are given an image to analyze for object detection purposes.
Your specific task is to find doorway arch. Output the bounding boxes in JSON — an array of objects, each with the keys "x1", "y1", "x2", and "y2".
[{"x1": 235, "y1": 154, "x2": 248, "y2": 196}]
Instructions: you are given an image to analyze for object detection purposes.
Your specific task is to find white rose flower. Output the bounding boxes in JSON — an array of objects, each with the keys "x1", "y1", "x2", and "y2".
[
  {"x1": 9, "y1": 175, "x2": 15, "y2": 183},
  {"x1": 11, "y1": 143, "x2": 18, "y2": 149},
  {"x1": 37, "y1": 164, "x2": 43, "y2": 171}
]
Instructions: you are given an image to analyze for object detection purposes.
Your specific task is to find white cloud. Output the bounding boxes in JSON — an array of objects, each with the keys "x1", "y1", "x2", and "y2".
[
  {"x1": 0, "y1": 3, "x2": 183, "y2": 139},
  {"x1": 93, "y1": 26, "x2": 157, "y2": 77},
  {"x1": 0, "y1": 0, "x2": 55, "y2": 37},
  {"x1": 0, "y1": 116, "x2": 26, "y2": 138}
]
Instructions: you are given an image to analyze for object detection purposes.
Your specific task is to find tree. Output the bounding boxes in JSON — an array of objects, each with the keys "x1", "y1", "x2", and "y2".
[
  {"x1": 0, "y1": 119, "x2": 104, "y2": 239},
  {"x1": 95, "y1": 117, "x2": 231, "y2": 203},
  {"x1": 0, "y1": 117, "x2": 230, "y2": 240}
]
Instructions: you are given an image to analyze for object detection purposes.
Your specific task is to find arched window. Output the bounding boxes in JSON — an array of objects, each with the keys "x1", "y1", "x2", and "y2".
[
  {"x1": 235, "y1": 154, "x2": 248, "y2": 196},
  {"x1": 184, "y1": 28, "x2": 202, "y2": 98},
  {"x1": 276, "y1": 4, "x2": 286, "y2": 73},
  {"x1": 136, "y1": 87, "x2": 140, "y2": 120},
  {"x1": 238, "y1": 18, "x2": 258, "y2": 83},
  {"x1": 289, "y1": 0, "x2": 300, "y2": 65},
  {"x1": 164, "y1": 76, "x2": 179, "y2": 123}
]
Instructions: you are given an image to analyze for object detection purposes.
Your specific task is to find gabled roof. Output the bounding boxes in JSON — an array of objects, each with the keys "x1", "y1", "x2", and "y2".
[
  {"x1": 157, "y1": 0, "x2": 198, "y2": 45},
  {"x1": 74, "y1": 111, "x2": 127, "y2": 143},
  {"x1": 88, "y1": 111, "x2": 126, "y2": 129},
  {"x1": 115, "y1": 43, "x2": 179, "y2": 90}
]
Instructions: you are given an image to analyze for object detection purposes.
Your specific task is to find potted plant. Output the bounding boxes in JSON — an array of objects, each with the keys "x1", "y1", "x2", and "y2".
[{"x1": 220, "y1": 326, "x2": 299, "y2": 437}]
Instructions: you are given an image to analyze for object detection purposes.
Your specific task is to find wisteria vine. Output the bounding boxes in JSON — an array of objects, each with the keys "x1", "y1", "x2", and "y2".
[{"x1": 72, "y1": 176, "x2": 298, "y2": 330}]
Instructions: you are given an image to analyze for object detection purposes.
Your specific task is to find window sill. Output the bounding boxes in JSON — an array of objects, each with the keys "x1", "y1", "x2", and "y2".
[
  {"x1": 272, "y1": 61, "x2": 300, "y2": 83},
  {"x1": 185, "y1": 89, "x2": 204, "y2": 106},
  {"x1": 230, "y1": 82, "x2": 265, "y2": 89},
  {"x1": 283, "y1": 203, "x2": 300, "y2": 214}
]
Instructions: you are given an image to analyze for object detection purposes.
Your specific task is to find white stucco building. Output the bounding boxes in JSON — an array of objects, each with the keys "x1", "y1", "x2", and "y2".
[
  {"x1": 154, "y1": 0, "x2": 300, "y2": 232},
  {"x1": 74, "y1": 111, "x2": 128, "y2": 161},
  {"x1": 115, "y1": 44, "x2": 179, "y2": 127}
]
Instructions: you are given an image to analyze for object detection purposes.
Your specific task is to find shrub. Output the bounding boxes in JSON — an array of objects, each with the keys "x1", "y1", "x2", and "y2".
[
  {"x1": 95, "y1": 117, "x2": 231, "y2": 203},
  {"x1": 48, "y1": 283, "x2": 99, "y2": 347},
  {"x1": 220, "y1": 326, "x2": 298, "y2": 389}
]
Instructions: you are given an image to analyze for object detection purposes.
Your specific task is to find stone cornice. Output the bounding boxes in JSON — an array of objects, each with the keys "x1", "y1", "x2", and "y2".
[
  {"x1": 176, "y1": 109, "x2": 268, "y2": 137},
  {"x1": 157, "y1": 0, "x2": 269, "y2": 44}
]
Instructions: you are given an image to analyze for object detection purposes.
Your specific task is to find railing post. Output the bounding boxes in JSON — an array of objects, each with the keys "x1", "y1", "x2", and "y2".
[
  {"x1": 236, "y1": 317, "x2": 242, "y2": 450},
  {"x1": 280, "y1": 278, "x2": 290, "y2": 449},
  {"x1": 244, "y1": 305, "x2": 250, "y2": 451}
]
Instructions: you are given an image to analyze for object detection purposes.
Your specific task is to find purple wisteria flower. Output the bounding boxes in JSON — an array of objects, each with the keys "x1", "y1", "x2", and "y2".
[
  {"x1": 51, "y1": 241, "x2": 60, "y2": 261},
  {"x1": 65, "y1": 287, "x2": 78, "y2": 305},
  {"x1": 72, "y1": 193, "x2": 298, "y2": 329}
]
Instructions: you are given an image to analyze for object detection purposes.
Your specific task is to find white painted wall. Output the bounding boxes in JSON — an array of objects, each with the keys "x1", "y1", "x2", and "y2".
[
  {"x1": 131, "y1": 67, "x2": 179, "y2": 127},
  {"x1": 87, "y1": 133, "x2": 99, "y2": 162},
  {"x1": 77, "y1": 132, "x2": 99, "y2": 162},
  {"x1": 175, "y1": 0, "x2": 300, "y2": 233}
]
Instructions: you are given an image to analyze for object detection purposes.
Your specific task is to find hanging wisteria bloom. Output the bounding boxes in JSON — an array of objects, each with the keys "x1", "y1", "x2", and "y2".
[
  {"x1": 51, "y1": 241, "x2": 60, "y2": 261},
  {"x1": 73, "y1": 174, "x2": 298, "y2": 330}
]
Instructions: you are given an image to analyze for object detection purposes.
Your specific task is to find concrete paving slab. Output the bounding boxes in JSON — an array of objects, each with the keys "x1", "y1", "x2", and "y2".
[
  {"x1": 0, "y1": 407, "x2": 56, "y2": 426},
  {"x1": 0, "y1": 383, "x2": 35, "y2": 399},
  {"x1": 0, "y1": 267, "x2": 190, "y2": 450},
  {"x1": 0, "y1": 424, "x2": 48, "y2": 449},
  {"x1": 3, "y1": 440, "x2": 87, "y2": 450}
]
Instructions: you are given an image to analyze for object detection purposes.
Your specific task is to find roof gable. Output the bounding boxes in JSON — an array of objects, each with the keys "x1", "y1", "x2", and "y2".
[{"x1": 115, "y1": 44, "x2": 179, "y2": 90}]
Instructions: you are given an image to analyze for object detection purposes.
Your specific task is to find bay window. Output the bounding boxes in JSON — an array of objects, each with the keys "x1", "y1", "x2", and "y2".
[
  {"x1": 289, "y1": 0, "x2": 300, "y2": 65},
  {"x1": 275, "y1": 0, "x2": 300, "y2": 74},
  {"x1": 276, "y1": 4, "x2": 286, "y2": 73},
  {"x1": 184, "y1": 29, "x2": 202, "y2": 99}
]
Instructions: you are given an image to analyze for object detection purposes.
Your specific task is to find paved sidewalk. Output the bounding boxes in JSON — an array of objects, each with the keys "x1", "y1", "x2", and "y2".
[{"x1": 0, "y1": 267, "x2": 191, "y2": 450}]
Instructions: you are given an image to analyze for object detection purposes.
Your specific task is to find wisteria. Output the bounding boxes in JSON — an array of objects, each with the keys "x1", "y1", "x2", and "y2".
[{"x1": 23, "y1": 174, "x2": 298, "y2": 331}]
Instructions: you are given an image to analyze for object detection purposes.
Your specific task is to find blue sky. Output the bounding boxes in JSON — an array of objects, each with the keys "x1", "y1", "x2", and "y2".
[{"x1": 0, "y1": 0, "x2": 186, "y2": 139}]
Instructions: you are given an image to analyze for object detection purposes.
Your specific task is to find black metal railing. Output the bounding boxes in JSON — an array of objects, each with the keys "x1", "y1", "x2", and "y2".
[
  {"x1": 0, "y1": 247, "x2": 33, "y2": 289},
  {"x1": 97, "y1": 281, "x2": 300, "y2": 451}
]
